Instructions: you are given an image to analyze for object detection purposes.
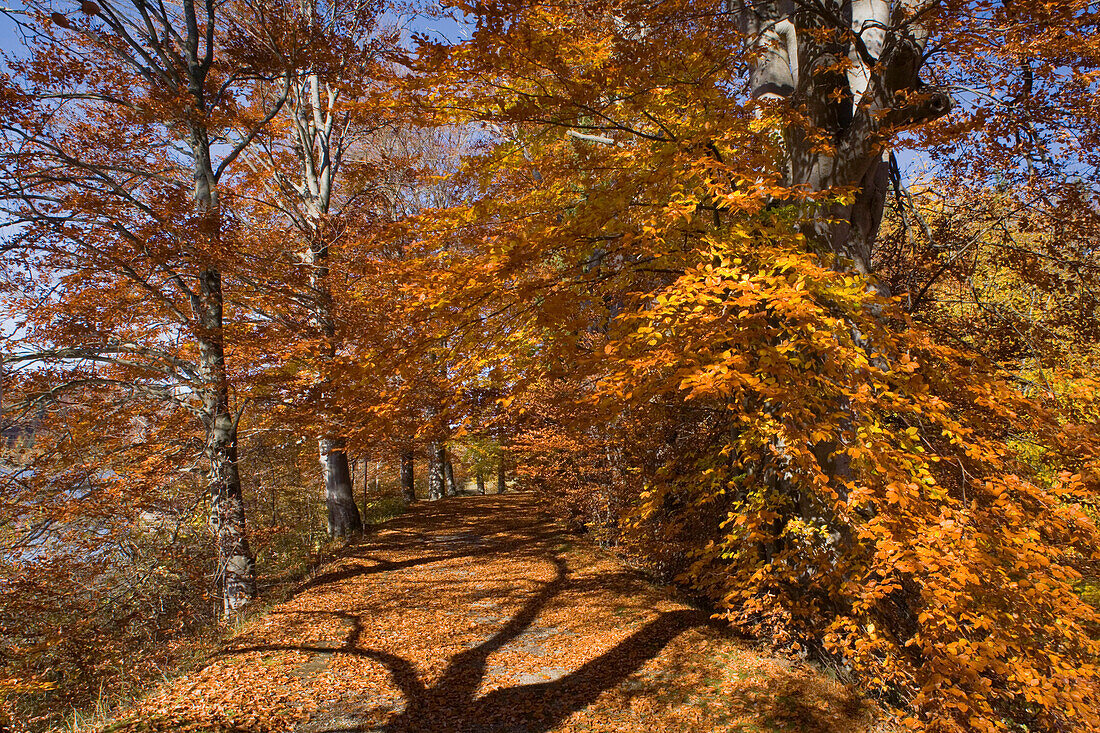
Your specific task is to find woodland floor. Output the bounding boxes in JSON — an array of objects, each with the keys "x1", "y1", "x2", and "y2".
[{"x1": 103, "y1": 494, "x2": 887, "y2": 733}]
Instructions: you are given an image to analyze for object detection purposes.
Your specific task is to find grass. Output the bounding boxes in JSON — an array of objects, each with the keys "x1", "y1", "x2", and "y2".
[{"x1": 362, "y1": 495, "x2": 408, "y2": 525}]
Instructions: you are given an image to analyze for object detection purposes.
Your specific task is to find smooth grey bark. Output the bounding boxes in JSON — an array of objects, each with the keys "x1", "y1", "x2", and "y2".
[
  {"x1": 320, "y1": 438, "x2": 362, "y2": 537},
  {"x1": 476, "y1": 471, "x2": 486, "y2": 495},
  {"x1": 265, "y1": 67, "x2": 361, "y2": 537},
  {"x1": 400, "y1": 451, "x2": 416, "y2": 503},
  {"x1": 428, "y1": 444, "x2": 445, "y2": 500},
  {"x1": 444, "y1": 457, "x2": 458, "y2": 497},
  {"x1": 739, "y1": 0, "x2": 950, "y2": 274},
  {"x1": 497, "y1": 455, "x2": 507, "y2": 494}
]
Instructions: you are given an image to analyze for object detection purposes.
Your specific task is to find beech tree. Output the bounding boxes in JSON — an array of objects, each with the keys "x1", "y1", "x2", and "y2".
[
  {"x1": 405, "y1": 0, "x2": 1100, "y2": 728},
  {"x1": 284, "y1": 64, "x2": 365, "y2": 536},
  {"x1": 0, "y1": 0, "x2": 292, "y2": 615},
  {"x1": 236, "y1": 0, "x2": 395, "y2": 537}
]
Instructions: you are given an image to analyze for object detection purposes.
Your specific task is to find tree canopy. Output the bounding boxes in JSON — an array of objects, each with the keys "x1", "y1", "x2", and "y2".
[{"x1": 2, "y1": 1, "x2": 1100, "y2": 731}]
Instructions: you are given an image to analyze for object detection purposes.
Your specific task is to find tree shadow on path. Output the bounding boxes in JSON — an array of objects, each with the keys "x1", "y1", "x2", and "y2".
[
  {"x1": 109, "y1": 496, "x2": 871, "y2": 733},
  {"x1": 226, "y1": 551, "x2": 708, "y2": 733},
  {"x1": 374, "y1": 557, "x2": 708, "y2": 733}
]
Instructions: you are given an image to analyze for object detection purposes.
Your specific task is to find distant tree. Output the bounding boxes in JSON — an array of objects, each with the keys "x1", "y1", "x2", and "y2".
[
  {"x1": 235, "y1": 0, "x2": 398, "y2": 537},
  {"x1": 399, "y1": 449, "x2": 416, "y2": 502}
]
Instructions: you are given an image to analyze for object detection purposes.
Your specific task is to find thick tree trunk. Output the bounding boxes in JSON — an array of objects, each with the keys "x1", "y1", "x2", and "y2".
[
  {"x1": 400, "y1": 451, "x2": 416, "y2": 503},
  {"x1": 319, "y1": 438, "x2": 362, "y2": 537},
  {"x1": 428, "y1": 443, "x2": 445, "y2": 500},
  {"x1": 736, "y1": 1, "x2": 950, "y2": 556},
  {"x1": 444, "y1": 457, "x2": 457, "y2": 497},
  {"x1": 497, "y1": 455, "x2": 506, "y2": 494},
  {"x1": 741, "y1": 0, "x2": 950, "y2": 269},
  {"x1": 476, "y1": 471, "x2": 485, "y2": 495}
]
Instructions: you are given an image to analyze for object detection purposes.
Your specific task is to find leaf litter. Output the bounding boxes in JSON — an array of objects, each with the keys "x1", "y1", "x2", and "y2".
[{"x1": 99, "y1": 494, "x2": 887, "y2": 733}]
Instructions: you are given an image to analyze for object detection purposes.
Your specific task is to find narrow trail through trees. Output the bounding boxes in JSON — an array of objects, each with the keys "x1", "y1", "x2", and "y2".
[{"x1": 105, "y1": 495, "x2": 881, "y2": 733}]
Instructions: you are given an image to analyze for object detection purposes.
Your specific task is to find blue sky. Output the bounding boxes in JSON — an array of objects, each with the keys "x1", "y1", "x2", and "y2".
[{"x1": 0, "y1": 2, "x2": 31, "y2": 59}]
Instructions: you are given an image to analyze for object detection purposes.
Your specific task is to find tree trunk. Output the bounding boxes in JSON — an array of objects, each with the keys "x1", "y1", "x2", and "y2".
[
  {"x1": 476, "y1": 471, "x2": 485, "y2": 495},
  {"x1": 428, "y1": 443, "x2": 445, "y2": 500},
  {"x1": 282, "y1": 69, "x2": 364, "y2": 544},
  {"x1": 444, "y1": 457, "x2": 457, "y2": 497},
  {"x1": 735, "y1": 0, "x2": 951, "y2": 554},
  {"x1": 497, "y1": 455, "x2": 506, "y2": 494},
  {"x1": 191, "y1": 131, "x2": 255, "y2": 615},
  {"x1": 198, "y1": 269, "x2": 255, "y2": 618},
  {"x1": 400, "y1": 450, "x2": 416, "y2": 503},
  {"x1": 206, "y1": 406, "x2": 254, "y2": 617},
  {"x1": 740, "y1": 0, "x2": 950, "y2": 268},
  {"x1": 367, "y1": 457, "x2": 376, "y2": 508},
  {"x1": 320, "y1": 437, "x2": 362, "y2": 537}
]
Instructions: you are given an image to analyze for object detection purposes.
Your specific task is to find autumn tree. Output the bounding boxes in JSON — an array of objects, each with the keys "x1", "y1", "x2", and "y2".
[
  {"x1": 405, "y1": 0, "x2": 1100, "y2": 729},
  {"x1": 0, "y1": 0, "x2": 295, "y2": 615},
  {"x1": 232, "y1": 0, "x2": 398, "y2": 537}
]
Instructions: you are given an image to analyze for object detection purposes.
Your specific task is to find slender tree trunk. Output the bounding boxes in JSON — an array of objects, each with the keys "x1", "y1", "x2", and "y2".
[
  {"x1": 444, "y1": 457, "x2": 457, "y2": 497},
  {"x1": 191, "y1": 132, "x2": 256, "y2": 616},
  {"x1": 367, "y1": 457, "x2": 376, "y2": 508},
  {"x1": 476, "y1": 471, "x2": 485, "y2": 495},
  {"x1": 400, "y1": 450, "x2": 416, "y2": 503},
  {"x1": 497, "y1": 454, "x2": 506, "y2": 494},
  {"x1": 320, "y1": 438, "x2": 362, "y2": 537},
  {"x1": 197, "y1": 269, "x2": 255, "y2": 617},
  {"x1": 206, "y1": 406, "x2": 254, "y2": 616},
  {"x1": 428, "y1": 443, "x2": 445, "y2": 500}
]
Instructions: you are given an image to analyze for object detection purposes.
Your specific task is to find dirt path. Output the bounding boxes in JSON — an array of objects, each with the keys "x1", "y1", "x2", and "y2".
[{"x1": 109, "y1": 494, "x2": 881, "y2": 733}]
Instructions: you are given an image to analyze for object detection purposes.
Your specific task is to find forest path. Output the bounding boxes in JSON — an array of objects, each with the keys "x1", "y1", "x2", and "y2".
[{"x1": 108, "y1": 494, "x2": 881, "y2": 733}]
